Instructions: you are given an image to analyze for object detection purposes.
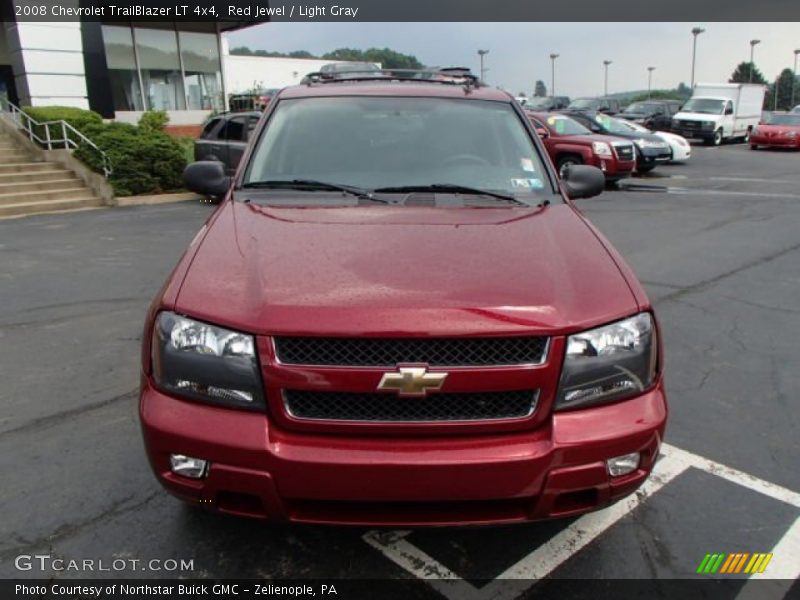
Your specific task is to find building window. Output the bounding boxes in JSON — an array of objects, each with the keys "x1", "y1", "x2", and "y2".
[
  {"x1": 102, "y1": 25, "x2": 144, "y2": 111},
  {"x1": 134, "y1": 27, "x2": 186, "y2": 111},
  {"x1": 179, "y1": 31, "x2": 223, "y2": 111}
]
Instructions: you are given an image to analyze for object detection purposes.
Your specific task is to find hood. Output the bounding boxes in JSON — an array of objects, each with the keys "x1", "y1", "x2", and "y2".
[
  {"x1": 174, "y1": 201, "x2": 639, "y2": 337},
  {"x1": 674, "y1": 111, "x2": 721, "y2": 121},
  {"x1": 556, "y1": 133, "x2": 631, "y2": 146}
]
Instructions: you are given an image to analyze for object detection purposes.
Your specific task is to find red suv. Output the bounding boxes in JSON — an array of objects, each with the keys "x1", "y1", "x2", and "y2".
[
  {"x1": 140, "y1": 71, "x2": 667, "y2": 526},
  {"x1": 527, "y1": 111, "x2": 636, "y2": 181}
]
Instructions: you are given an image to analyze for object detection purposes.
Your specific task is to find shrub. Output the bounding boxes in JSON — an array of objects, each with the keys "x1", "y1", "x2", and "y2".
[
  {"x1": 138, "y1": 110, "x2": 169, "y2": 133},
  {"x1": 74, "y1": 122, "x2": 187, "y2": 196},
  {"x1": 22, "y1": 106, "x2": 103, "y2": 146}
]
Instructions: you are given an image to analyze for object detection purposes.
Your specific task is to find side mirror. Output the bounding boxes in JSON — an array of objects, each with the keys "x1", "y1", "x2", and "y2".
[
  {"x1": 561, "y1": 165, "x2": 605, "y2": 199},
  {"x1": 536, "y1": 127, "x2": 549, "y2": 138},
  {"x1": 725, "y1": 106, "x2": 734, "y2": 115},
  {"x1": 183, "y1": 161, "x2": 231, "y2": 197}
]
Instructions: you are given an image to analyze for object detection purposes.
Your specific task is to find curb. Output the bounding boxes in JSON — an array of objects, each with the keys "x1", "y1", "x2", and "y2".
[{"x1": 115, "y1": 192, "x2": 201, "y2": 207}]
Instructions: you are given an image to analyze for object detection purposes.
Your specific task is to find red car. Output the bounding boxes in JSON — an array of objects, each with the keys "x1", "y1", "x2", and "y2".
[
  {"x1": 750, "y1": 113, "x2": 800, "y2": 149},
  {"x1": 526, "y1": 111, "x2": 636, "y2": 181},
  {"x1": 140, "y1": 71, "x2": 667, "y2": 526}
]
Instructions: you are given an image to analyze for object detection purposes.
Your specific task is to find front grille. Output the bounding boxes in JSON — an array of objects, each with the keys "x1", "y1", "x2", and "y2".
[
  {"x1": 283, "y1": 389, "x2": 539, "y2": 422},
  {"x1": 613, "y1": 143, "x2": 635, "y2": 161},
  {"x1": 274, "y1": 336, "x2": 548, "y2": 367}
]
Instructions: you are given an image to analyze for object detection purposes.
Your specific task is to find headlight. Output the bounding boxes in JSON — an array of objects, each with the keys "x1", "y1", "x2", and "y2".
[
  {"x1": 151, "y1": 312, "x2": 264, "y2": 410},
  {"x1": 592, "y1": 141, "x2": 612, "y2": 157},
  {"x1": 555, "y1": 313, "x2": 657, "y2": 411},
  {"x1": 702, "y1": 121, "x2": 715, "y2": 129}
]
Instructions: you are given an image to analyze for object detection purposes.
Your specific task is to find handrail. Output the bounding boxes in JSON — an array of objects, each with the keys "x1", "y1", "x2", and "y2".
[{"x1": 0, "y1": 98, "x2": 112, "y2": 177}]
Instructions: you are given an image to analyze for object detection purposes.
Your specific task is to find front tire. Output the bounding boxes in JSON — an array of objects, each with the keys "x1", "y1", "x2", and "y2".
[
  {"x1": 712, "y1": 129, "x2": 723, "y2": 146},
  {"x1": 557, "y1": 155, "x2": 583, "y2": 179}
]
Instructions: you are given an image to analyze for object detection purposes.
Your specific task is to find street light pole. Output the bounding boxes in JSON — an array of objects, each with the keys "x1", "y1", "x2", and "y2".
[
  {"x1": 477, "y1": 49, "x2": 489, "y2": 82},
  {"x1": 690, "y1": 27, "x2": 705, "y2": 89},
  {"x1": 749, "y1": 39, "x2": 761, "y2": 82},
  {"x1": 648, "y1": 66, "x2": 656, "y2": 99},
  {"x1": 792, "y1": 49, "x2": 800, "y2": 108},
  {"x1": 603, "y1": 60, "x2": 612, "y2": 96},
  {"x1": 550, "y1": 53, "x2": 559, "y2": 96}
]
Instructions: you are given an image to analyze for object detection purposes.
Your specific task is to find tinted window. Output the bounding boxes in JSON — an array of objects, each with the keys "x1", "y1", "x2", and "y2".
[
  {"x1": 223, "y1": 117, "x2": 246, "y2": 141},
  {"x1": 201, "y1": 118, "x2": 221, "y2": 139},
  {"x1": 244, "y1": 97, "x2": 553, "y2": 199},
  {"x1": 682, "y1": 98, "x2": 725, "y2": 114}
]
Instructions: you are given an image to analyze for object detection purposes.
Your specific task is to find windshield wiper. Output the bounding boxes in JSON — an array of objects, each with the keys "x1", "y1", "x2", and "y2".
[
  {"x1": 372, "y1": 183, "x2": 525, "y2": 205},
  {"x1": 241, "y1": 179, "x2": 382, "y2": 200}
]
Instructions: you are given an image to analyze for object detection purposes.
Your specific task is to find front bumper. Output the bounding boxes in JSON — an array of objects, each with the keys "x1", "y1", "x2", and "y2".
[
  {"x1": 750, "y1": 134, "x2": 800, "y2": 148},
  {"x1": 140, "y1": 378, "x2": 667, "y2": 526},
  {"x1": 637, "y1": 147, "x2": 672, "y2": 166}
]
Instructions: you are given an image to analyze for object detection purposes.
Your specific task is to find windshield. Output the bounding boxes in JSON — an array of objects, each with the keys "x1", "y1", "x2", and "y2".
[
  {"x1": 682, "y1": 98, "x2": 725, "y2": 114},
  {"x1": 569, "y1": 98, "x2": 597, "y2": 109},
  {"x1": 625, "y1": 102, "x2": 659, "y2": 113},
  {"x1": 593, "y1": 113, "x2": 631, "y2": 134},
  {"x1": 766, "y1": 114, "x2": 800, "y2": 126},
  {"x1": 539, "y1": 114, "x2": 591, "y2": 135},
  {"x1": 243, "y1": 97, "x2": 552, "y2": 199}
]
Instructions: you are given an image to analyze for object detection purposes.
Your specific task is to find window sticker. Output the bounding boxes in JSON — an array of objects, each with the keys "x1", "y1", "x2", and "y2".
[
  {"x1": 511, "y1": 178, "x2": 544, "y2": 190},
  {"x1": 520, "y1": 158, "x2": 535, "y2": 172}
]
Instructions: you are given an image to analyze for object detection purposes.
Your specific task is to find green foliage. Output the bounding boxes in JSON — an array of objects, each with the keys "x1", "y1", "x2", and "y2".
[
  {"x1": 628, "y1": 89, "x2": 688, "y2": 103},
  {"x1": 729, "y1": 62, "x2": 767, "y2": 85},
  {"x1": 534, "y1": 80, "x2": 547, "y2": 97},
  {"x1": 74, "y1": 121, "x2": 187, "y2": 197},
  {"x1": 22, "y1": 105, "x2": 103, "y2": 146},
  {"x1": 763, "y1": 68, "x2": 798, "y2": 111},
  {"x1": 138, "y1": 110, "x2": 169, "y2": 132},
  {"x1": 229, "y1": 45, "x2": 425, "y2": 69}
]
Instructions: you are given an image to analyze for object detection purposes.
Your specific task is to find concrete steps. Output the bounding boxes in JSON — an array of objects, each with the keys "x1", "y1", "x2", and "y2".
[{"x1": 0, "y1": 133, "x2": 104, "y2": 218}]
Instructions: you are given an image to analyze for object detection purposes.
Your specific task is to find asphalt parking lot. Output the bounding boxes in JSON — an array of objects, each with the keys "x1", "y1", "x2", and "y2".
[{"x1": 1, "y1": 143, "x2": 799, "y2": 597}]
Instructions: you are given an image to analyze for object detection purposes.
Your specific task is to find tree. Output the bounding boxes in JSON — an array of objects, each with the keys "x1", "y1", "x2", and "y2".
[
  {"x1": 534, "y1": 80, "x2": 547, "y2": 97},
  {"x1": 230, "y1": 46, "x2": 254, "y2": 56},
  {"x1": 677, "y1": 82, "x2": 692, "y2": 96},
  {"x1": 323, "y1": 47, "x2": 423, "y2": 69},
  {"x1": 517, "y1": 91, "x2": 527, "y2": 98},
  {"x1": 729, "y1": 62, "x2": 767, "y2": 85}
]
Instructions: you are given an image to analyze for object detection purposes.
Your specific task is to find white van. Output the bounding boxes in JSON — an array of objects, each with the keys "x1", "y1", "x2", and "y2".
[{"x1": 671, "y1": 83, "x2": 766, "y2": 146}]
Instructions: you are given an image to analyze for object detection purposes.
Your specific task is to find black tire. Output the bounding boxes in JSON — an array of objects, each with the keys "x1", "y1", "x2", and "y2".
[
  {"x1": 743, "y1": 128, "x2": 751, "y2": 143},
  {"x1": 750, "y1": 144, "x2": 759, "y2": 151},
  {"x1": 712, "y1": 129, "x2": 723, "y2": 146},
  {"x1": 556, "y1": 155, "x2": 583, "y2": 178}
]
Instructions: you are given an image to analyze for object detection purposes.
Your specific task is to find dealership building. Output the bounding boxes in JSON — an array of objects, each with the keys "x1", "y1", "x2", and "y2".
[{"x1": 0, "y1": 16, "x2": 253, "y2": 125}]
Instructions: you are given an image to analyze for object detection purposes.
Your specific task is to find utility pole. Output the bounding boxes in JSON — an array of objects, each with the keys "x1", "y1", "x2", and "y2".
[
  {"x1": 691, "y1": 27, "x2": 705, "y2": 88},
  {"x1": 792, "y1": 49, "x2": 800, "y2": 108},
  {"x1": 749, "y1": 39, "x2": 761, "y2": 82},
  {"x1": 648, "y1": 67, "x2": 656, "y2": 99},
  {"x1": 603, "y1": 60, "x2": 612, "y2": 96},
  {"x1": 550, "y1": 53, "x2": 559, "y2": 96},
  {"x1": 477, "y1": 49, "x2": 489, "y2": 82}
]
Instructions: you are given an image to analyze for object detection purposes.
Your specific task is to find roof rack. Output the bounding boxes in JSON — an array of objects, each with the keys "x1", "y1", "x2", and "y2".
[{"x1": 301, "y1": 67, "x2": 482, "y2": 88}]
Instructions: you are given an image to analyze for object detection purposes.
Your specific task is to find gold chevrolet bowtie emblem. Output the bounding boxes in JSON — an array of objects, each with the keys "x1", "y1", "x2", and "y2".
[{"x1": 377, "y1": 367, "x2": 448, "y2": 397}]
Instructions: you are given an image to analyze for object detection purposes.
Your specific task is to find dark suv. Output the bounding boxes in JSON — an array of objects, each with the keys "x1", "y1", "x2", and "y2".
[
  {"x1": 618, "y1": 100, "x2": 682, "y2": 131},
  {"x1": 567, "y1": 97, "x2": 622, "y2": 115},
  {"x1": 194, "y1": 112, "x2": 261, "y2": 175}
]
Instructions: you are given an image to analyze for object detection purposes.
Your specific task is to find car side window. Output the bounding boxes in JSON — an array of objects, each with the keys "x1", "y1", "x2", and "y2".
[
  {"x1": 201, "y1": 118, "x2": 221, "y2": 139},
  {"x1": 222, "y1": 117, "x2": 247, "y2": 141},
  {"x1": 245, "y1": 116, "x2": 260, "y2": 140}
]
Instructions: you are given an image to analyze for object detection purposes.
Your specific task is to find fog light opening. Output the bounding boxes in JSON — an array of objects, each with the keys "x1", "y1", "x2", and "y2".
[
  {"x1": 606, "y1": 452, "x2": 640, "y2": 477},
  {"x1": 170, "y1": 454, "x2": 209, "y2": 479}
]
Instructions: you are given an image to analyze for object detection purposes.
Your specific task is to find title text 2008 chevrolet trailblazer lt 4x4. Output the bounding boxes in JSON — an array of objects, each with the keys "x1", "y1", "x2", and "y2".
[{"x1": 140, "y1": 69, "x2": 667, "y2": 526}]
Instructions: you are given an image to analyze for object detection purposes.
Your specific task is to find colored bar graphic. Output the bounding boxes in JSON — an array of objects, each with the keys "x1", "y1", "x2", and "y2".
[{"x1": 698, "y1": 552, "x2": 774, "y2": 575}]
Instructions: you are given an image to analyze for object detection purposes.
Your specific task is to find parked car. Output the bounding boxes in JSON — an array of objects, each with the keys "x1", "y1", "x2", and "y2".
[
  {"x1": 141, "y1": 69, "x2": 667, "y2": 526},
  {"x1": 750, "y1": 112, "x2": 800, "y2": 150},
  {"x1": 194, "y1": 111, "x2": 261, "y2": 176},
  {"x1": 618, "y1": 100, "x2": 682, "y2": 131},
  {"x1": 563, "y1": 110, "x2": 672, "y2": 172},
  {"x1": 228, "y1": 89, "x2": 280, "y2": 112},
  {"x1": 616, "y1": 119, "x2": 691, "y2": 163},
  {"x1": 671, "y1": 83, "x2": 765, "y2": 145},
  {"x1": 791, "y1": 105, "x2": 800, "y2": 114},
  {"x1": 567, "y1": 97, "x2": 622, "y2": 115},
  {"x1": 525, "y1": 96, "x2": 571, "y2": 111},
  {"x1": 526, "y1": 111, "x2": 636, "y2": 180},
  {"x1": 320, "y1": 62, "x2": 382, "y2": 76}
]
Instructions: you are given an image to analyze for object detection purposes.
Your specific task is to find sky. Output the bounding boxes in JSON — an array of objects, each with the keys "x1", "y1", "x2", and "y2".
[{"x1": 227, "y1": 22, "x2": 799, "y2": 97}]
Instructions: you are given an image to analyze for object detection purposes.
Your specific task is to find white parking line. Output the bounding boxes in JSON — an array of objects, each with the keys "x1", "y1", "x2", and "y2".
[
  {"x1": 736, "y1": 516, "x2": 800, "y2": 599},
  {"x1": 362, "y1": 443, "x2": 800, "y2": 600}
]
